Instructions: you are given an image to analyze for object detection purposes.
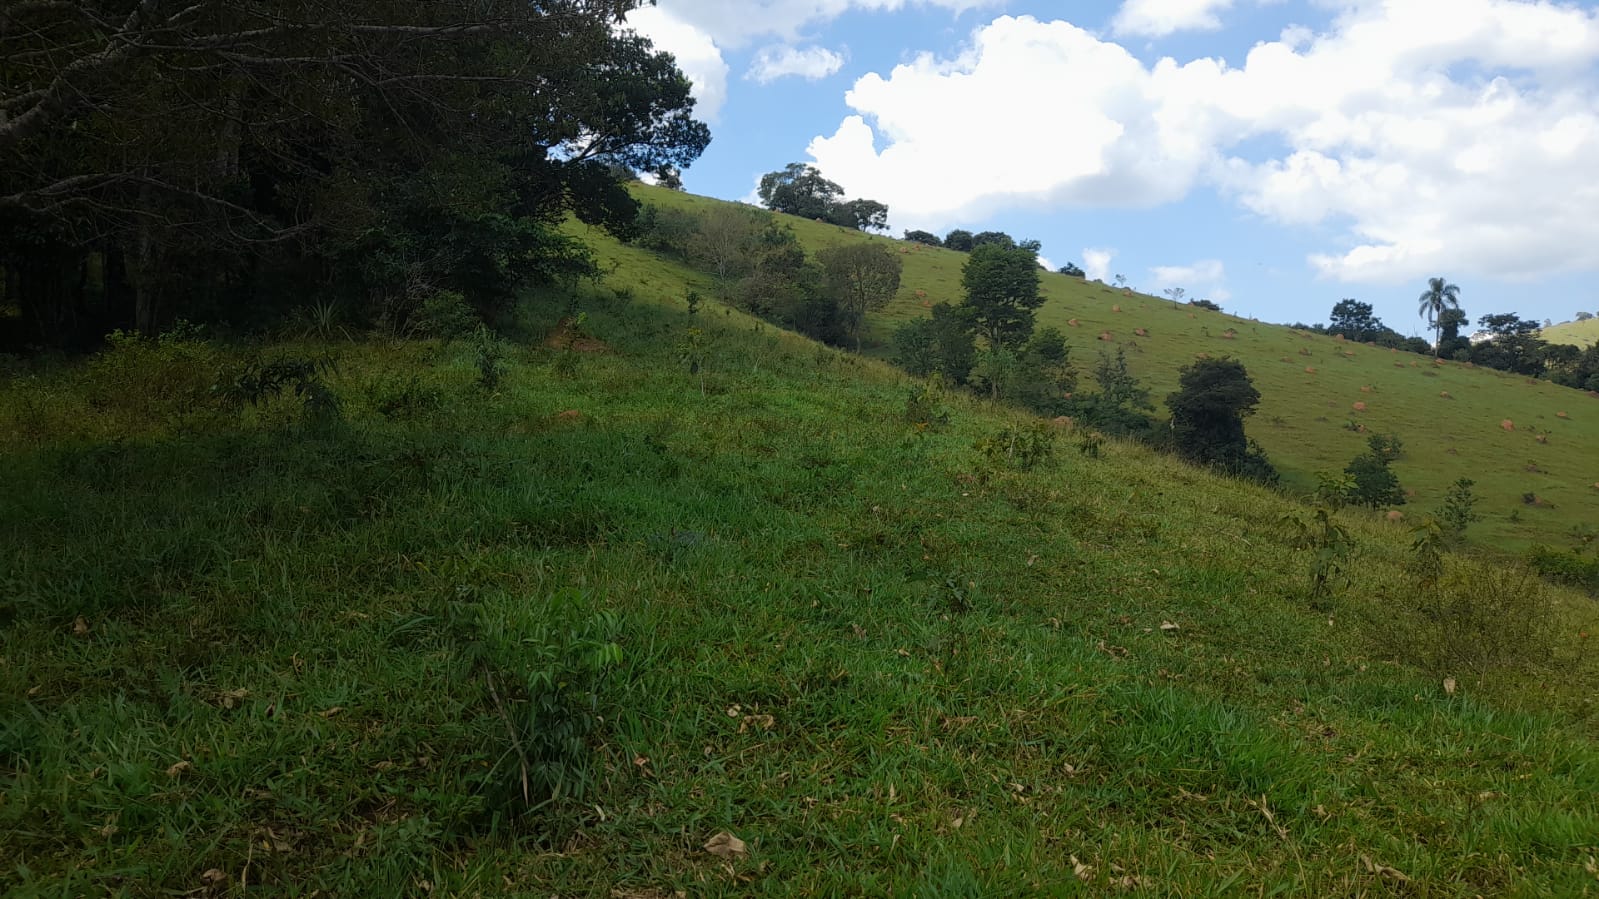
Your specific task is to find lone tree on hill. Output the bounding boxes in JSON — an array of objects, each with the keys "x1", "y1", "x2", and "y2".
[
  {"x1": 960, "y1": 242, "x2": 1043, "y2": 349},
  {"x1": 757, "y1": 163, "x2": 889, "y2": 231},
  {"x1": 1328, "y1": 299, "x2": 1387, "y2": 343},
  {"x1": 819, "y1": 242, "x2": 902, "y2": 351},
  {"x1": 758, "y1": 163, "x2": 844, "y2": 220},
  {"x1": 1417, "y1": 277, "x2": 1462, "y2": 357},
  {"x1": 1166, "y1": 357, "x2": 1276, "y2": 482}
]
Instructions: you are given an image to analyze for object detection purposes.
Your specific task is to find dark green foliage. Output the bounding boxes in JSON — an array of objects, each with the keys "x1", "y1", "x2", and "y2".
[
  {"x1": 975, "y1": 421, "x2": 1054, "y2": 470},
  {"x1": 960, "y1": 243, "x2": 1043, "y2": 349},
  {"x1": 1342, "y1": 432, "x2": 1405, "y2": 508},
  {"x1": 1283, "y1": 506, "x2": 1353, "y2": 603},
  {"x1": 473, "y1": 327, "x2": 507, "y2": 391},
  {"x1": 756, "y1": 164, "x2": 889, "y2": 232},
  {"x1": 903, "y1": 376, "x2": 951, "y2": 431},
  {"x1": 971, "y1": 231, "x2": 1015, "y2": 249},
  {"x1": 453, "y1": 588, "x2": 623, "y2": 822},
  {"x1": 829, "y1": 199, "x2": 890, "y2": 232},
  {"x1": 1524, "y1": 546, "x2": 1599, "y2": 595},
  {"x1": 1059, "y1": 262, "x2": 1085, "y2": 277},
  {"x1": 731, "y1": 221, "x2": 835, "y2": 344},
  {"x1": 970, "y1": 328, "x2": 1076, "y2": 412},
  {"x1": 1, "y1": 0, "x2": 709, "y2": 345},
  {"x1": 1188, "y1": 299, "x2": 1222, "y2": 312},
  {"x1": 757, "y1": 163, "x2": 845, "y2": 221},
  {"x1": 893, "y1": 303, "x2": 976, "y2": 385},
  {"x1": 1417, "y1": 277, "x2": 1462, "y2": 358},
  {"x1": 1165, "y1": 357, "x2": 1275, "y2": 482},
  {"x1": 1327, "y1": 299, "x2": 1388, "y2": 343},
  {"x1": 1074, "y1": 348, "x2": 1155, "y2": 439},
  {"x1": 633, "y1": 203, "x2": 702, "y2": 258},
  {"x1": 943, "y1": 229, "x2": 975, "y2": 251},
  {"x1": 818, "y1": 242, "x2": 902, "y2": 350},
  {"x1": 1435, "y1": 478, "x2": 1479, "y2": 541},
  {"x1": 1344, "y1": 453, "x2": 1404, "y2": 509},
  {"x1": 216, "y1": 355, "x2": 341, "y2": 428},
  {"x1": 903, "y1": 230, "x2": 943, "y2": 247},
  {"x1": 413, "y1": 291, "x2": 481, "y2": 342}
]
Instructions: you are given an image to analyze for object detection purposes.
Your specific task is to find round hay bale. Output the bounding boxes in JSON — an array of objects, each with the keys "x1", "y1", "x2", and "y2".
[
  {"x1": 1500, "y1": 419, "x2": 1515, "y2": 432},
  {"x1": 1352, "y1": 401, "x2": 1367, "y2": 412}
]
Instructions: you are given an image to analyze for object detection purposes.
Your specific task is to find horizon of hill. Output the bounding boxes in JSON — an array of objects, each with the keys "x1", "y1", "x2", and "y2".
[{"x1": 618, "y1": 184, "x2": 1599, "y2": 555}]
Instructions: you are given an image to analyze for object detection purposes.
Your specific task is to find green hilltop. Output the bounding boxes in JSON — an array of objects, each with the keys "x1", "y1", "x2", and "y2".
[
  {"x1": 622, "y1": 184, "x2": 1599, "y2": 553},
  {"x1": 1545, "y1": 316, "x2": 1599, "y2": 349}
]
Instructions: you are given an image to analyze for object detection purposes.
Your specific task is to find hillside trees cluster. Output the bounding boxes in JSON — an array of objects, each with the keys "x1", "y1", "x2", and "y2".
[
  {"x1": 0, "y1": 0, "x2": 709, "y2": 349},
  {"x1": 757, "y1": 164, "x2": 888, "y2": 232},
  {"x1": 630, "y1": 200, "x2": 901, "y2": 347}
]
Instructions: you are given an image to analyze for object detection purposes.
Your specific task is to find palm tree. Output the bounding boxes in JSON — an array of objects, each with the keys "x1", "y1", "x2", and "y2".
[{"x1": 1417, "y1": 277, "x2": 1462, "y2": 358}]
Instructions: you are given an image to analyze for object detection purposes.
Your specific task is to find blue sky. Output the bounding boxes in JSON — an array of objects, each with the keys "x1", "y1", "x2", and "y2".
[{"x1": 626, "y1": 0, "x2": 1599, "y2": 336}]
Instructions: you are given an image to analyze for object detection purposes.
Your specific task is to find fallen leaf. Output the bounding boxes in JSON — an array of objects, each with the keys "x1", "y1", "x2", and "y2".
[
  {"x1": 319, "y1": 706, "x2": 345, "y2": 718},
  {"x1": 1072, "y1": 856, "x2": 1094, "y2": 881},
  {"x1": 704, "y1": 831, "x2": 748, "y2": 860},
  {"x1": 166, "y1": 760, "x2": 193, "y2": 778},
  {"x1": 1360, "y1": 854, "x2": 1411, "y2": 883},
  {"x1": 738, "y1": 713, "x2": 774, "y2": 734},
  {"x1": 201, "y1": 869, "x2": 227, "y2": 886},
  {"x1": 1159, "y1": 621, "x2": 1179, "y2": 633},
  {"x1": 1443, "y1": 677, "x2": 1457, "y2": 696}
]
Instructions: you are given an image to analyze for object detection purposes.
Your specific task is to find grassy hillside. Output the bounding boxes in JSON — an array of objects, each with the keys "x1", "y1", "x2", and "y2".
[
  {"x1": 1545, "y1": 317, "x2": 1599, "y2": 348},
  {"x1": 3, "y1": 249, "x2": 1599, "y2": 894},
  {"x1": 629, "y1": 185, "x2": 1599, "y2": 553}
]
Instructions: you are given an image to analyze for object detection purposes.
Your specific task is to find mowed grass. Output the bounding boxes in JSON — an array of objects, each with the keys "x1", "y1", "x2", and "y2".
[
  {"x1": 629, "y1": 185, "x2": 1599, "y2": 552},
  {"x1": 3, "y1": 277, "x2": 1599, "y2": 896},
  {"x1": 1545, "y1": 317, "x2": 1599, "y2": 349}
]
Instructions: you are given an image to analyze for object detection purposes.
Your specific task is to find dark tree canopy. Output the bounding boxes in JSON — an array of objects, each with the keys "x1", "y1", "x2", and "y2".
[
  {"x1": 944, "y1": 229, "x2": 975, "y2": 252},
  {"x1": 819, "y1": 241, "x2": 902, "y2": 350},
  {"x1": 1328, "y1": 299, "x2": 1387, "y2": 343},
  {"x1": 1417, "y1": 276, "x2": 1462, "y2": 358},
  {"x1": 757, "y1": 164, "x2": 845, "y2": 221},
  {"x1": 894, "y1": 302, "x2": 975, "y2": 384},
  {"x1": 756, "y1": 163, "x2": 888, "y2": 232},
  {"x1": 830, "y1": 199, "x2": 890, "y2": 233},
  {"x1": 960, "y1": 242, "x2": 1043, "y2": 349},
  {"x1": 1059, "y1": 262, "x2": 1086, "y2": 277},
  {"x1": 1166, "y1": 357, "x2": 1275, "y2": 482},
  {"x1": 903, "y1": 229, "x2": 943, "y2": 247},
  {"x1": 0, "y1": 0, "x2": 711, "y2": 345}
]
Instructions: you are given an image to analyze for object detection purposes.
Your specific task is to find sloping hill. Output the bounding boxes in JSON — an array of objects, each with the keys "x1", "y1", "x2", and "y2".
[
  {"x1": 625, "y1": 185, "x2": 1599, "y2": 552},
  {"x1": 3, "y1": 264, "x2": 1598, "y2": 894},
  {"x1": 1545, "y1": 317, "x2": 1599, "y2": 348}
]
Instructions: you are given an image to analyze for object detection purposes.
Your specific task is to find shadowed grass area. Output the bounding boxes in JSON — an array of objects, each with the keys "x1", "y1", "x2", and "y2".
[
  {"x1": 2, "y1": 283, "x2": 1597, "y2": 896},
  {"x1": 625, "y1": 185, "x2": 1599, "y2": 553}
]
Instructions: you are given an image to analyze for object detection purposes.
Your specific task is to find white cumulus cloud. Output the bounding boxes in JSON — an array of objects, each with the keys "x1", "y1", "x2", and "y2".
[
  {"x1": 1111, "y1": 0, "x2": 1236, "y2": 38},
  {"x1": 1083, "y1": 248, "x2": 1117, "y2": 282},
  {"x1": 656, "y1": 0, "x2": 1000, "y2": 48},
  {"x1": 1152, "y1": 259, "x2": 1229, "y2": 300},
  {"x1": 749, "y1": 45, "x2": 847, "y2": 82},
  {"x1": 803, "y1": 3, "x2": 1599, "y2": 285}
]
